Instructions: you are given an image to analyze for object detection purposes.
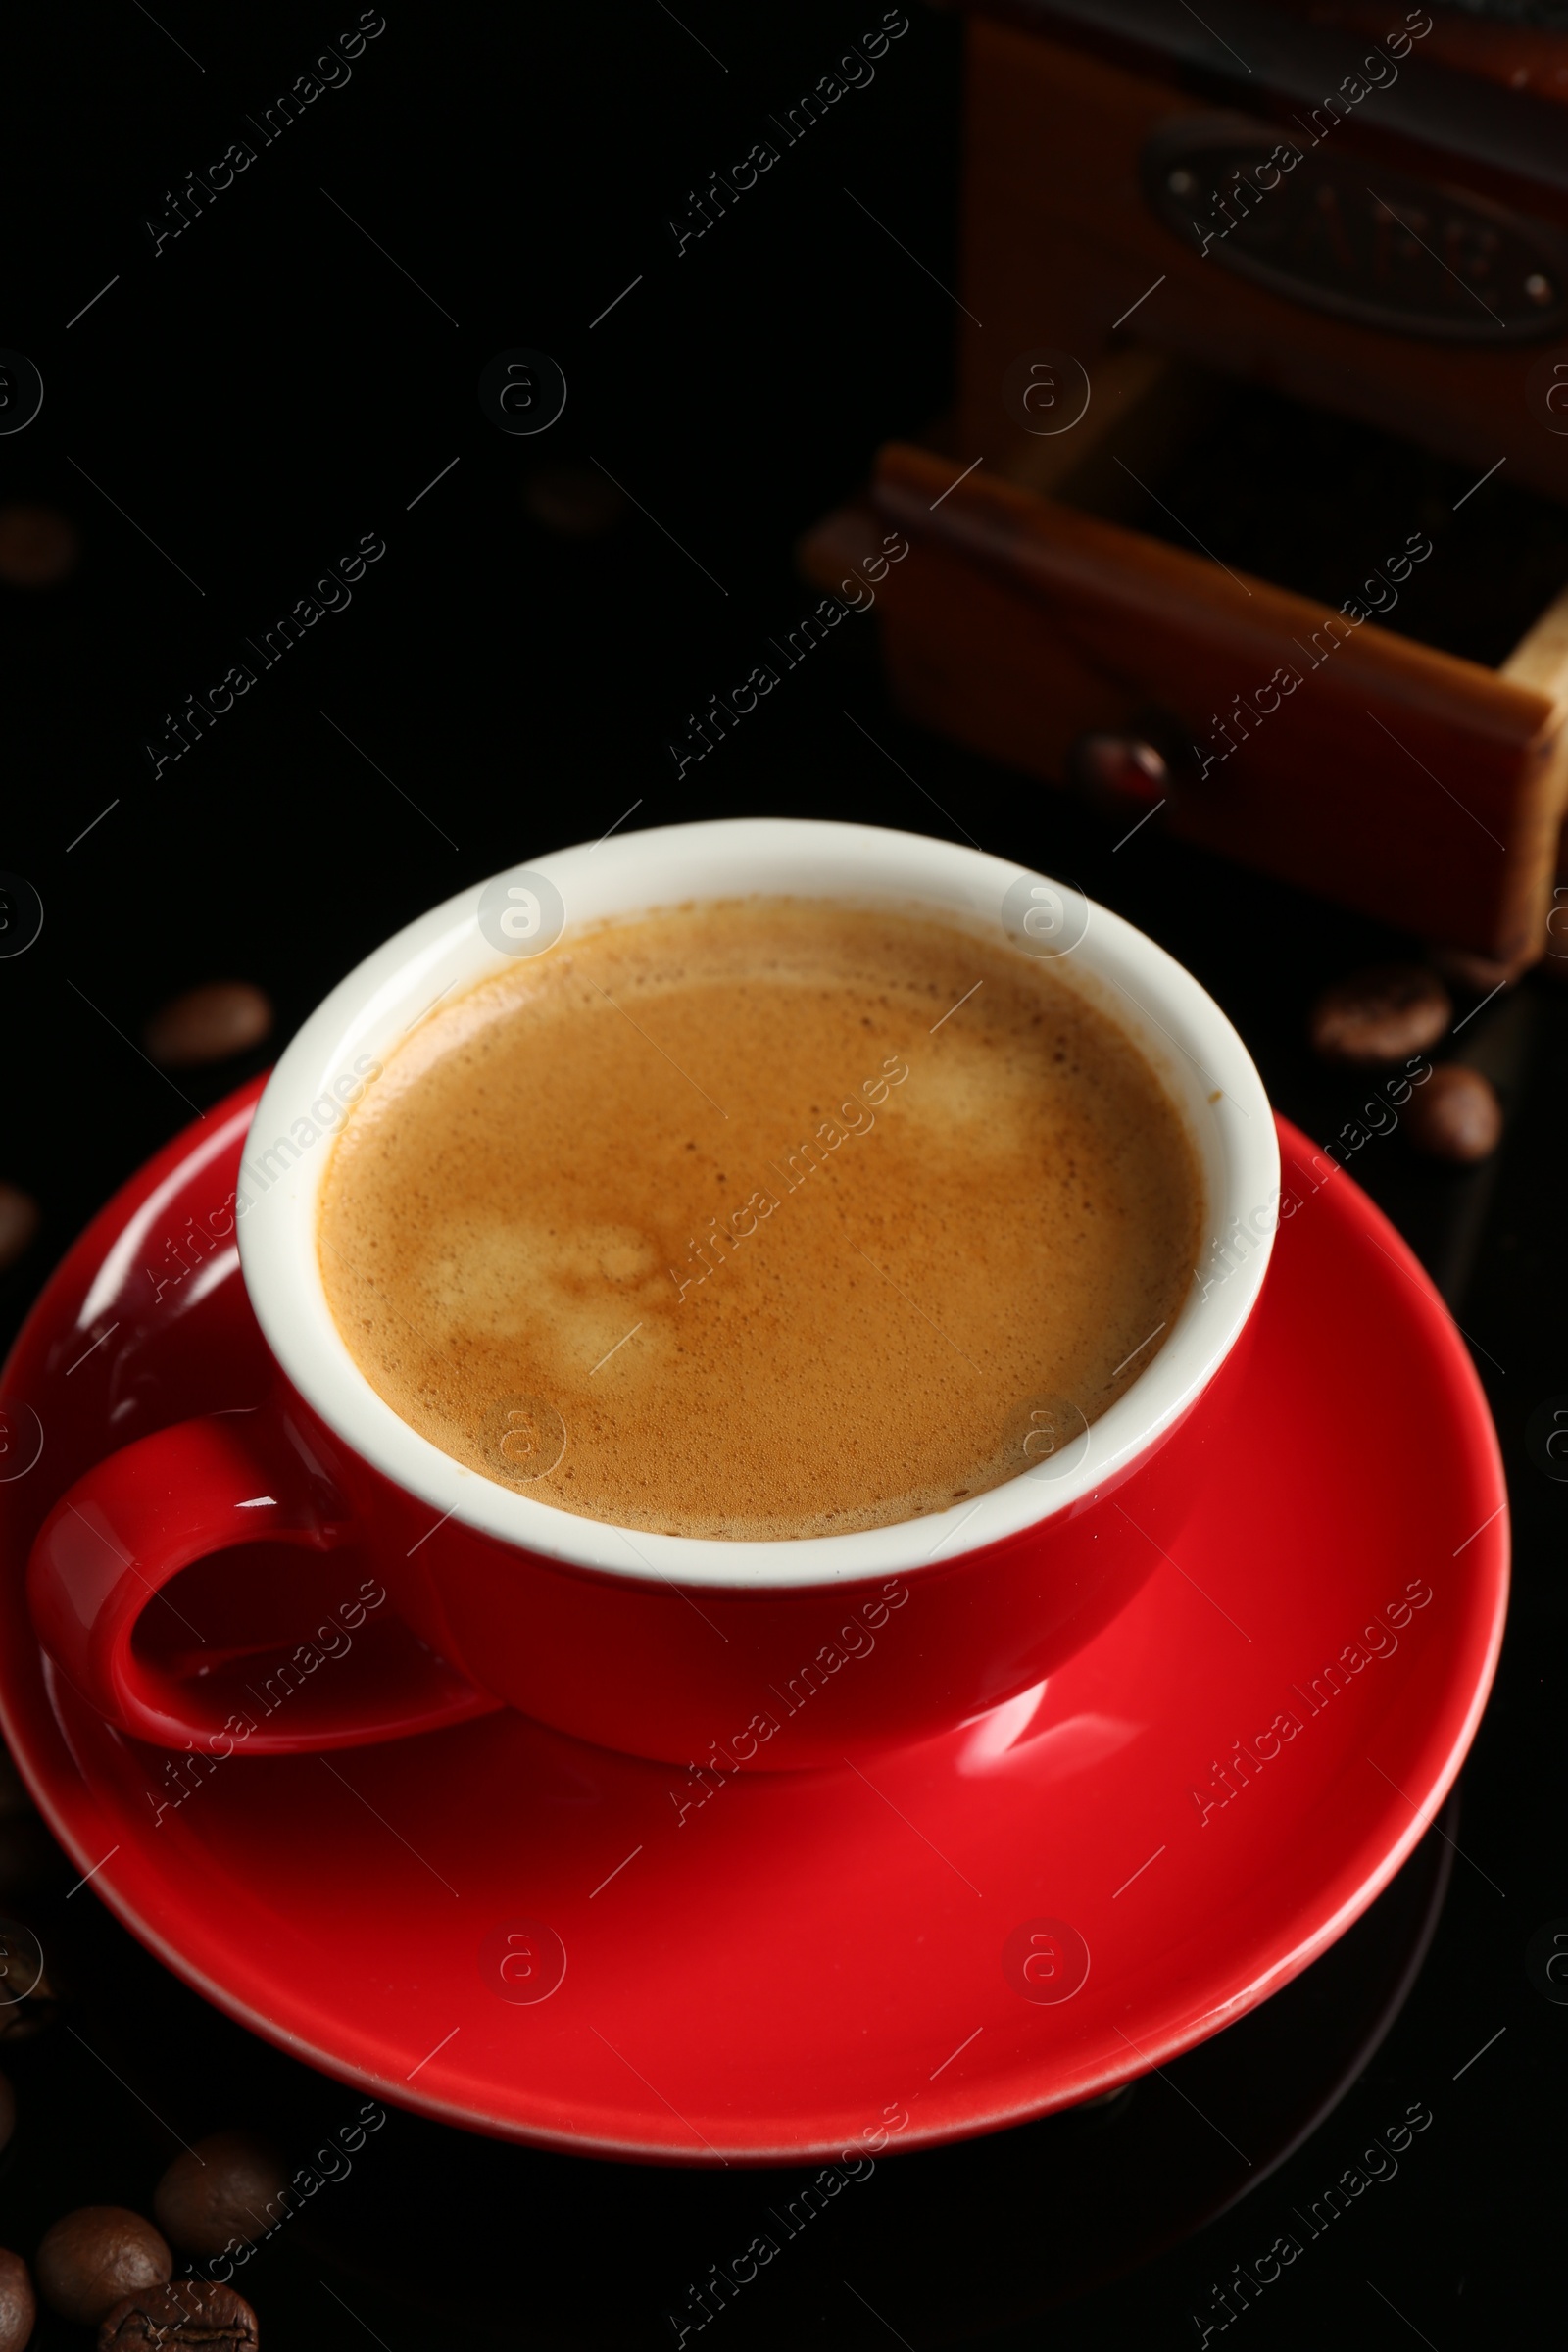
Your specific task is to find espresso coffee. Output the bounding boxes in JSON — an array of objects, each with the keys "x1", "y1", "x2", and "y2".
[{"x1": 318, "y1": 900, "x2": 1203, "y2": 1538}]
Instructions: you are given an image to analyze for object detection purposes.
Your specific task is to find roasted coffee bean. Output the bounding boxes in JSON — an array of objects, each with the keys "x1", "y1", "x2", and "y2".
[
  {"x1": 36, "y1": 2208, "x2": 172, "y2": 2327},
  {"x1": 0, "y1": 504, "x2": 79, "y2": 588},
  {"x1": 0, "y1": 1186, "x2": 38, "y2": 1275},
  {"x1": 522, "y1": 461, "x2": 624, "y2": 536},
  {"x1": 143, "y1": 983, "x2": 273, "y2": 1070},
  {"x1": 156, "y1": 2132, "x2": 289, "y2": 2254},
  {"x1": 0, "y1": 2248, "x2": 35, "y2": 2352},
  {"x1": 98, "y1": 2278, "x2": 259, "y2": 2348},
  {"x1": 1308, "y1": 963, "x2": 1452, "y2": 1066},
  {"x1": 1404, "y1": 1064, "x2": 1502, "y2": 1164},
  {"x1": 1066, "y1": 733, "x2": 1169, "y2": 815}
]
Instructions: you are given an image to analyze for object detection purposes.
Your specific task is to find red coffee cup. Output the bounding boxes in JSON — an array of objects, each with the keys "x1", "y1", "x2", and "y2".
[{"x1": 28, "y1": 818, "x2": 1278, "y2": 1768}]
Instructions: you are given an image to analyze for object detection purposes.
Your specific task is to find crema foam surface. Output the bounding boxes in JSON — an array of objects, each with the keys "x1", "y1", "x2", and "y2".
[{"x1": 318, "y1": 900, "x2": 1203, "y2": 1538}]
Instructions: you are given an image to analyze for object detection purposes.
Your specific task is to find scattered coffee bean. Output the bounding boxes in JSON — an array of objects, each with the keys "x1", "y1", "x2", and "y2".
[
  {"x1": 98, "y1": 2278, "x2": 259, "y2": 2349},
  {"x1": 0, "y1": 504, "x2": 79, "y2": 588},
  {"x1": 0, "y1": 2073, "x2": 13, "y2": 2155},
  {"x1": 1308, "y1": 963, "x2": 1452, "y2": 1066},
  {"x1": 1067, "y1": 734, "x2": 1169, "y2": 816},
  {"x1": 522, "y1": 462, "x2": 624, "y2": 537},
  {"x1": 0, "y1": 1186, "x2": 38, "y2": 1276},
  {"x1": 1404, "y1": 1064, "x2": 1503, "y2": 1164},
  {"x1": 0, "y1": 2248, "x2": 34, "y2": 2352},
  {"x1": 36, "y1": 2208, "x2": 172, "y2": 2327},
  {"x1": 143, "y1": 983, "x2": 273, "y2": 1070},
  {"x1": 156, "y1": 2132, "x2": 289, "y2": 2255}
]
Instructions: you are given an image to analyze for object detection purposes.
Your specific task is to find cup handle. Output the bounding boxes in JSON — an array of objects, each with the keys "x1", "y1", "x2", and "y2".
[{"x1": 26, "y1": 1408, "x2": 499, "y2": 1753}]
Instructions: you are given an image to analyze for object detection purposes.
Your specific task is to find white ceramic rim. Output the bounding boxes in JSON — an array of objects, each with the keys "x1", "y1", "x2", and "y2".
[{"x1": 237, "y1": 817, "x2": 1279, "y2": 1590}]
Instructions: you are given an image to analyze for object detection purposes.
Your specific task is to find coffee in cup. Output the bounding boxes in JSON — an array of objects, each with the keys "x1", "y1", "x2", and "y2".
[{"x1": 317, "y1": 899, "x2": 1203, "y2": 1540}]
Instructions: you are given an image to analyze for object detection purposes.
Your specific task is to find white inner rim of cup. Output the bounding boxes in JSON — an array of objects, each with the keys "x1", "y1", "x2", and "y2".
[{"x1": 237, "y1": 818, "x2": 1279, "y2": 1590}]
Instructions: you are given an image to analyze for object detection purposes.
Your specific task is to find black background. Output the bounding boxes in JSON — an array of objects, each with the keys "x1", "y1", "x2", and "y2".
[{"x1": 1, "y1": 1, "x2": 1564, "y2": 2344}]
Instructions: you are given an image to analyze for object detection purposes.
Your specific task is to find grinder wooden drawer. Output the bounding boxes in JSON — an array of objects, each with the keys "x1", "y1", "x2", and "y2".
[{"x1": 803, "y1": 420, "x2": 1568, "y2": 963}]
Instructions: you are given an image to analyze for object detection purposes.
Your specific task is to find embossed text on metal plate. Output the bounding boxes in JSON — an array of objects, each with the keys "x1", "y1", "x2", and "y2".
[{"x1": 1142, "y1": 114, "x2": 1567, "y2": 342}]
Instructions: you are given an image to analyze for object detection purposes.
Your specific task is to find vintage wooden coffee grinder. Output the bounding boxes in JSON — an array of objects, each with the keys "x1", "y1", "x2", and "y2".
[{"x1": 805, "y1": 0, "x2": 1568, "y2": 971}]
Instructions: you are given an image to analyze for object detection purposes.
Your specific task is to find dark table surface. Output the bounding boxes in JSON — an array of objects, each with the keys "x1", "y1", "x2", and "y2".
[{"x1": 1, "y1": 3, "x2": 1562, "y2": 2343}]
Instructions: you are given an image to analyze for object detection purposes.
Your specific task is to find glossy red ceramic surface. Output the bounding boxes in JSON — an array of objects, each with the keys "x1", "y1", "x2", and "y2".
[
  {"x1": 0, "y1": 1083, "x2": 1507, "y2": 2162},
  {"x1": 25, "y1": 1134, "x2": 1261, "y2": 1772}
]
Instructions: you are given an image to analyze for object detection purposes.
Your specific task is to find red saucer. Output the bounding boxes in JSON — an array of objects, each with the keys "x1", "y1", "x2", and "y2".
[{"x1": 0, "y1": 1082, "x2": 1507, "y2": 2164}]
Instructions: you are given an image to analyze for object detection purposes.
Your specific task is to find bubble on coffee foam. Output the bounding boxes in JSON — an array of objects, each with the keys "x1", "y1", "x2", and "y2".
[
  {"x1": 489, "y1": 1396, "x2": 566, "y2": 1482},
  {"x1": 1000, "y1": 873, "x2": 1090, "y2": 959}
]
